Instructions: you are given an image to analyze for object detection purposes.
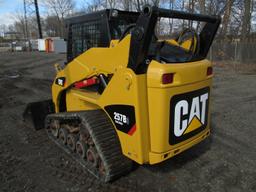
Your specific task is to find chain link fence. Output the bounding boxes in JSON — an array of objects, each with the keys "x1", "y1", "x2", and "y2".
[{"x1": 209, "y1": 41, "x2": 256, "y2": 65}]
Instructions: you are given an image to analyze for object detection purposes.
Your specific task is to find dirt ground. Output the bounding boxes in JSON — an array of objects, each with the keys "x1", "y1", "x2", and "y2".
[{"x1": 0, "y1": 52, "x2": 255, "y2": 192}]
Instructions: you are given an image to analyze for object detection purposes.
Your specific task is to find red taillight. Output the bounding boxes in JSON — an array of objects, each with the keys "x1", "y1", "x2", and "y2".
[
  {"x1": 207, "y1": 67, "x2": 213, "y2": 76},
  {"x1": 74, "y1": 77, "x2": 98, "y2": 89},
  {"x1": 162, "y1": 73, "x2": 174, "y2": 84}
]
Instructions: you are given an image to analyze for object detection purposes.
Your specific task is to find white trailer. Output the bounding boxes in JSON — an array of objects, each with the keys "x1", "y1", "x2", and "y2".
[
  {"x1": 53, "y1": 39, "x2": 66, "y2": 53},
  {"x1": 38, "y1": 39, "x2": 46, "y2": 51}
]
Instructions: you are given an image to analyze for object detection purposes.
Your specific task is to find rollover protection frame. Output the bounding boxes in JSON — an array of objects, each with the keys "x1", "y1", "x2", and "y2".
[{"x1": 128, "y1": 6, "x2": 221, "y2": 74}]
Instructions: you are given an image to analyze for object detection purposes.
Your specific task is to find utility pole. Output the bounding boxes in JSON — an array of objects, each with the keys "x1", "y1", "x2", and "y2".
[
  {"x1": 34, "y1": 0, "x2": 43, "y2": 39},
  {"x1": 169, "y1": 0, "x2": 174, "y2": 34},
  {"x1": 23, "y1": 0, "x2": 31, "y2": 51}
]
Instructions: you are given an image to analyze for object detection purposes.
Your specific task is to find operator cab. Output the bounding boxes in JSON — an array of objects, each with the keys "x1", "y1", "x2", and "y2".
[
  {"x1": 65, "y1": 9, "x2": 200, "y2": 64},
  {"x1": 65, "y1": 9, "x2": 139, "y2": 62},
  {"x1": 65, "y1": 8, "x2": 219, "y2": 70}
]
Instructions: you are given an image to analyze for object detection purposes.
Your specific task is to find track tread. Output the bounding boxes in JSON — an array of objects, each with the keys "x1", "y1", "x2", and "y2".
[{"x1": 45, "y1": 110, "x2": 133, "y2": 182}]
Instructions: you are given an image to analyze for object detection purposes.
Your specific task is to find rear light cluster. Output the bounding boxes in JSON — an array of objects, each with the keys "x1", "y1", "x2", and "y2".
[
  {"x1": 162, "y1": 73, "x2": 174, "y2": 84},
  {"x1": 161, "y1": 66, "x2": 212, "y2": 85},
  {"x1": 207, "y1": 67, "x2": 213, "y2": 76}
]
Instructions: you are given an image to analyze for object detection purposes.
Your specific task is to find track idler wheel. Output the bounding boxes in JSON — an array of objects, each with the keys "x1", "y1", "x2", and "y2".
[
  {"x1": 76, "y1": 140, "x2": 88, "y2": 159},
  {"x1": 67, "y1": 134, "x2": 78, "y2": 151},
  {"x1": 59, "y1": 128, "x2": 68, "y2": 145}
]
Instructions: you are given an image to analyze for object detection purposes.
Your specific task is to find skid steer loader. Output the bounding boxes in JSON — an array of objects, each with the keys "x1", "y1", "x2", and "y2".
[{"x1": 23, "y1": 6, "x2": 220, "y2": 182}]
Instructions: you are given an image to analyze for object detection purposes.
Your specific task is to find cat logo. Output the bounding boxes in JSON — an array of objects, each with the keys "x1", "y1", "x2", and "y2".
[
  {"x1": 55, "y1": 77, "x2": 66, "y2": 87},
  {"x1": 169, "y1": 87, "x2": 210, "y2": 145}
]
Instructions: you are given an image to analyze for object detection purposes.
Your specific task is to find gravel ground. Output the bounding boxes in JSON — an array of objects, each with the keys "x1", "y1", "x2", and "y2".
[{"x1": 0, "y1": 52, "x2": 255, "y2": 192}]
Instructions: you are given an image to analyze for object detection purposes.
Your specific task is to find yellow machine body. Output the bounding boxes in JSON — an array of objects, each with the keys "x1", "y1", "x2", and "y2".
[{"x1": 52, "y1": 35, "x2": 213, "y2": 164}]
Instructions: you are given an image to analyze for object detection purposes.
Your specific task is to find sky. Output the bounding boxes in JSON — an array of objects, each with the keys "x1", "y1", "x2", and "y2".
[
  {"x1": 0, "y1": 0, "x2": 85, "y2": 26},
  {"x1": 0, "y1": 0, "x2": 22, "y2": 25}
]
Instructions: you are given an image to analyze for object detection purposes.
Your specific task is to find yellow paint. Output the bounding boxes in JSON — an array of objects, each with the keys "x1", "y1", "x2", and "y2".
[
  {"x1": 165, "y1": 35, "x2": 197, "y2": 52},
  {"x1": 51, "y1": 34, "x2": 213, "y2": 165},
  {"x1": 180, "y1": 39, "x2": 194, "y2": 51},
  {"x1": 149, "y1": 129, "x2": 210, "y2": 164},
  {"x1": 184, "y1": 116, "x2": 203, "y2": 135},
  {"x1": 165, "y1": 39, "x2": 179, "y2": 46},
  {"x1": 147, "y1": 59, "x2": 212, "y2": 155}
]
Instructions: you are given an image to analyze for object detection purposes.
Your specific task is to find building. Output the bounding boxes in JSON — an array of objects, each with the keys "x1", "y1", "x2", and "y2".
[{"x1": 3, "y1": 32, "x2": 22, "y2": 40}]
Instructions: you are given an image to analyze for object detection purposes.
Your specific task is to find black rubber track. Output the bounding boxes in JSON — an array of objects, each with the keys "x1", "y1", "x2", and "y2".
[{"x1": 45, "y1": 110, "x2": 133, "y2": 182}]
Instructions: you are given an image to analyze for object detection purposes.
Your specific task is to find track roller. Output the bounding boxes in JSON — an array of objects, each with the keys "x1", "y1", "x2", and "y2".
[
  {"x1": 59, "y1": 128, "x2": 68, "y2": 145},
  {"x1": 76, "y1": 140, "x2": 88, "y2": 159},
  {"x1": 67, "y1": 133, "x2": 78, "y2": 151},
  {"x1": 86, "y1": 147, "x2": 99, "y2": 167}
]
